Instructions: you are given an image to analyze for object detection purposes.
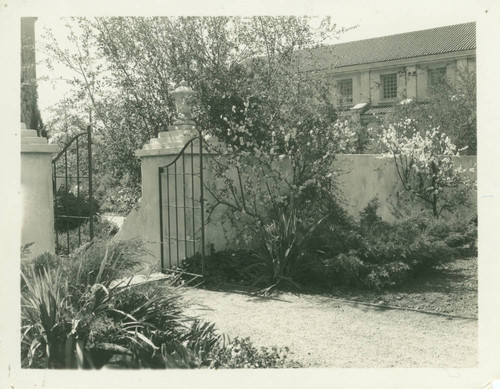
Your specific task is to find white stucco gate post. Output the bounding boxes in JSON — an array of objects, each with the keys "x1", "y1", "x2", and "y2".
[{"x1": 20, "y1": 123, "x2": 60, "y2": 259}]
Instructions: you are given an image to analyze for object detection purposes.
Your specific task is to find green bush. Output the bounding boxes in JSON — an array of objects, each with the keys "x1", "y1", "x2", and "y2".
[
  {"x1": 85, "y1": 283, "x2": 222, "y2": 368},
  {"x1": 321, "y1": 199, "x2": 478, "y2": 290},
  {"x1": 183, "y1": 250, "x2": 260, "y2": 284},
  {"x1": 188, "y1": 196, "x2": 476, "y2": 292},
  {"x1": 250, "y1": 201, "x2": 326, "y2": 293},
  {"x1": 208, "y1": 337, "x2": 300, "y2": 368},
  {"x1": 54, "y1": 187, "x2": 100, "y2": 233},
  {"x1": 21, "y1": 251, "x2": 61, "y2": 276},
  {"x1": 21, "y1": 266, "x2": 86, "y2": 368},
  {"x1": 21, "y1": 254, "x2": 213, "y2": 368}
]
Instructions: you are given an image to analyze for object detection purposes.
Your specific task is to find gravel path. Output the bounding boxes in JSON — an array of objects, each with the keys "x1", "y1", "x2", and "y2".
[{"x1": 181, "y1": 287, "x2": 477, "y2": 368}]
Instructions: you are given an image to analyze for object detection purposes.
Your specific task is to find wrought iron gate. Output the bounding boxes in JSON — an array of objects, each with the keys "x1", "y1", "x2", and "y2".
[
  {"x1": 52, "y1": 125, "x2": 94, "y2": 255},
  {"x1": 158, "y1": 133, "x2": 206, "y2": 276}
]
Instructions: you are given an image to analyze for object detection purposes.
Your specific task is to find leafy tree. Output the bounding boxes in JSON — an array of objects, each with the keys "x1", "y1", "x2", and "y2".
[
  {"x1": 42, "y1": 17, "x2": 348, "y2": 216},
  {"x1": 43, "y1": 19, "x2": 155, "y2": 213}
]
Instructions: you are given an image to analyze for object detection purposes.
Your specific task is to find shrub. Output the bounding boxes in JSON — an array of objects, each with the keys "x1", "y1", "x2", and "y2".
[
  {"x1": 425, "y1": 215, "x2": 477, "y2": 256},
  {"x1": 208, "y1": 337, "x2": 300, "y2": 368},
  {"x1": 321, "y1": 199, "x2": 477, "y2": 290},
  {"x1": 21, "y1": 242, "x2": 34, "y2": 259},
  {"x1": 54, "y1": 187, "x2": 100, "y2": 233},
  {"x1": 183, "y1": 250, "x2": 259, "y2": 284},
  {"x1": 85, "y1": 283, "x2": 221, "y2": 368},
  {"x1": 21, "y1": 251, "x2": 61, "y2": 276},
  {"x1": 379, "y1": 122, "x2": 475, "y2": 218},
  {"x1": 21, "y1": 256, "x2": 212, "y2": 368},
  {"x1": 21, "y1": 266, "x2": 82, "y2": 368}
]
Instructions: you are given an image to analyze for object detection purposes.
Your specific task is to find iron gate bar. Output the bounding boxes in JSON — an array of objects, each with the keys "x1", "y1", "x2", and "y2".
[
  {"x1": 164, "y1": 205, "x2": 201, "y2": 209},
  {"x1": 163, "y1": 233, "x2": 204, "y2": 241},
  {"x1": 166, "y1": 165, "x2": 171, "y2": 267},
  {"x1": 183, "y1": 153, "x2": 188, "y2": 262},
  {"x1": 52, "y1": 133, "x2": 88, "y2": 163},
  {"x1": 54, "y1": 176, "x2": 90, "y2": 179},
  {"x1": 55, "y1": 215, "x2": 91, "y2": 219},
  {"x1": 191, "y1": 141, "x2": 196, "y2": 257},
  {"x1": 76, "y1": 136, "x2": 81, "y2": 246},
  {"x1": 158, "y1": 166, "x2": 164, "y2": 271},
  {"x1": 198, "y1": 131, "x2": 206, "y2": 277},
  {"x1": 65, "y1": 150, "x2": 69, "y2": 250},
  {"x1": 158, "y1": 134, "x2": 205, "y2": 276},
  {"x1": 162, "y1": 173, "x2": 201, "y2": 176},
  {"x1": 52, "y1": 163, "x2": 58, "y2": 250},
  {"x1": 87, "y1": 125, "x2": 94, "y2": 240},
  {"x1": 175, "y1": 162, "x2": 179, "y2": 266},
  {"x1": 52, "y1": 128, "x2": 93, "y2": 255}
]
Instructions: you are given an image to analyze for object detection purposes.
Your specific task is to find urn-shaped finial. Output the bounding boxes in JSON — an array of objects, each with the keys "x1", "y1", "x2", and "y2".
[{"x1": 171, "y1": 81, "x2": 196, "y2": 124}]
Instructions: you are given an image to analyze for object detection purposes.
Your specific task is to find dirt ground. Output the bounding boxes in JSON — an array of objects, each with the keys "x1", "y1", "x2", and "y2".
[
  {"x1": 181, "y1": 286, "x2": 477, "y2": 368},
  {"x1": 323, "y1": 258, "x2": 478, "y2": 318}
]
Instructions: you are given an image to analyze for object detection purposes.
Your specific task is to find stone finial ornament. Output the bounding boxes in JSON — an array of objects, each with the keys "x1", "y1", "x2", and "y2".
[{"x1": 171, "y1": 81, "x2": 196, "y2": 125}]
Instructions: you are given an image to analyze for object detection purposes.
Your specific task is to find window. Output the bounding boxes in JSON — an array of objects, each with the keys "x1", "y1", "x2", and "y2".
[
  {"x1": 381, "y1": 73, "x2": 398, "y2": 99},
  {"x1": 337, "y1": 78, "x2": 353, "y2": 103},
  {"x1": 428, "y1": 67, "x2": 447, "y2": 91}
]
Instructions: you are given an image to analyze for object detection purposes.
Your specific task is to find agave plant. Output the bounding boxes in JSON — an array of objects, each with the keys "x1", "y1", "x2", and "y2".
[
  {"x1": 21, "y1": 238, "x2": 296, "y2": 369},
  {"x1": 249, "y1": 201, "x2": 326, "y2": 294},
  {"x1": 21, "y1": 266, "x2": 95, "y2": 368},
  {"x1": 21, "y1": 241, "x2": 225, "y2": 369}
]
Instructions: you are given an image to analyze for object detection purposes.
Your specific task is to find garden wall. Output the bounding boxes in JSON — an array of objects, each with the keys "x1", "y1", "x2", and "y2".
[
  {"x1": 20, "y1": 123, "x2": 60, "y2": 259},
  {"x1": 335, "y1": 154, "x2": 477, "y2": 220},
  {"x1": 114, "y1": 129, "x2": 477, "y2": 271}
]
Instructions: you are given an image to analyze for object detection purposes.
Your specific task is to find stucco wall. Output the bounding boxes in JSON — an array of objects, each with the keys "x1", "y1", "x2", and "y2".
[
  {"x1": 336, "y1": 154, "x2": 476, "y2": 220},
  {"x1": 21, "y1": 126, "x2": 59, "y2": 259},
  {"x1": 115, "y1": 130, "x2": 477, "y2": 271}
]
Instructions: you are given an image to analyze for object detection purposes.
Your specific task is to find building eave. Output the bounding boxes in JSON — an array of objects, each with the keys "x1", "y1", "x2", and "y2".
[{"x1": 326, "y1": 49, "x2": 476, "y2": 76}]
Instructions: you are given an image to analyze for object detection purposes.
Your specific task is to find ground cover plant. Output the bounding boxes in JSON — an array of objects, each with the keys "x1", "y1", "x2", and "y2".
[
  {"x1": 185, "y1": 197, "x2": 477, "y2": 294},
  {"x1": 319, "y1": 199, "x2": 477, "y2": 290},
  {"x1": 20, "y1": 240, "x2": 300, "y2": 369}
]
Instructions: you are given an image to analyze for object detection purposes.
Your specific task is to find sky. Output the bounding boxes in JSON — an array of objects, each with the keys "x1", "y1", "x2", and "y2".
[{"x1": 34, "y1": 0, "x2": 481, "y2": 121}]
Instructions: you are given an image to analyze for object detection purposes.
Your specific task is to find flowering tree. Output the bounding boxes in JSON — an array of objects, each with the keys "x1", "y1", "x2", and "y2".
[
  {"x1": 43, "y1": 16, "x2": 362, "y2": 289},
  {"x1": 43, "y1": 16, "x2": 353, "y2": 215},
  {"x1": 379, "y1": 119, "x2": 475, "y2": 218},
  {"x1": 385, "y1": 69, "x2": 476, "y2": 155}
]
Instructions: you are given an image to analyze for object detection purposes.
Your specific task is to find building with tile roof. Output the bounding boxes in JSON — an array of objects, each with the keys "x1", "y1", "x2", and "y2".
[{"x1": 309, "y1": 22, "x2": 476, "y2": 122}]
